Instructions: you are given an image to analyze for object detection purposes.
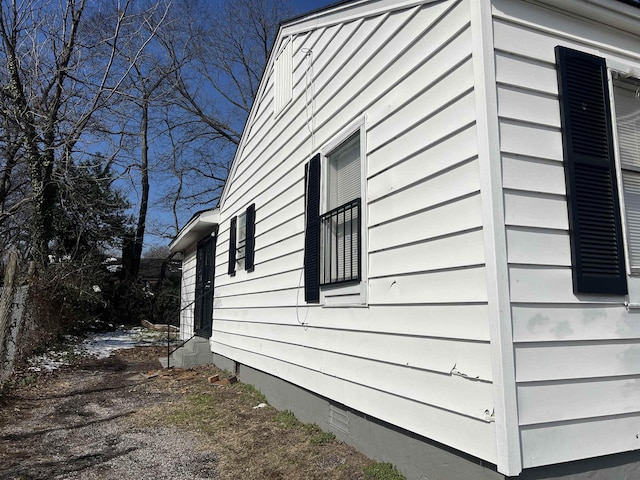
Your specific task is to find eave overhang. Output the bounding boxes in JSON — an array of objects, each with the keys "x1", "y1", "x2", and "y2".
[{"x1": 169, "y1": 208, "x2": 220, "y2": 253}]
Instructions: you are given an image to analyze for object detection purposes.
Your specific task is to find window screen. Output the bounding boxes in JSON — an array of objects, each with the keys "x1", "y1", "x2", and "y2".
[
  {"x1": 614, "y1": 76, "x2": 640, "y2": 271},
  {"x1": 327, "y1": 133, "x2": 360, "y2": 210}
]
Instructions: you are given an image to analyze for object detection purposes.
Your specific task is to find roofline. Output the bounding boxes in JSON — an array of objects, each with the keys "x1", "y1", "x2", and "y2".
[
  {"x1": 218, "y1": 0, "x2": 438, "y2": 207},
  {"x1": 169, "y1": 208, "x2": 219, "y2": 252},
  {"x1": 283, "y1": 0, "x2": 353, "y2": 24},
  {"x1": 218, "y1": 0, "x2": 639, "y2": 210}
]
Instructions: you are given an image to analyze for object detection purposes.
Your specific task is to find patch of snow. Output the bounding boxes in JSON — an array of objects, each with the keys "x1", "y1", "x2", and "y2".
[
  {"x1": 28, "y1": 351, "x2": 68, "y2": 372},
  {"x1": 27, "y1": 327, "x2": 175, "y2": 372},
  {"x1": 81, "y1": 327, "x2": 171, "y2": 359}
]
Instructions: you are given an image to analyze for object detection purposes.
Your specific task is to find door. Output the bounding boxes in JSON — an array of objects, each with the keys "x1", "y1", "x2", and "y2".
[{"x1": 194, "y1": 234, "x2": 215, "y2": 337}]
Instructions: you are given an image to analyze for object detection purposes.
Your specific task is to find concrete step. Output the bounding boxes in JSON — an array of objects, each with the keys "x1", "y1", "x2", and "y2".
[{"x1": 158, "y1": 336, "x2": 213, "y2": 369}]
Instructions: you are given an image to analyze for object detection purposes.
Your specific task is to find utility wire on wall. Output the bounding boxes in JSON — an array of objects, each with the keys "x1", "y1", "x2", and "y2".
[{"x1": 296, "y1": 47, "x2": 316, "y2": 327}]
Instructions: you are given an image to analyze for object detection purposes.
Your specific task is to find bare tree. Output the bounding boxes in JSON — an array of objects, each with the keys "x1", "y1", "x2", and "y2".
[
  {"x1": 0, "y1": 0, "x2": 168, "y2": 268},
  {"x1": 93, "y1": 0, "x2": 184, "y2": 278},
  {"x1": 155, "y1": 0, "x2": 294, "y2": 230}
]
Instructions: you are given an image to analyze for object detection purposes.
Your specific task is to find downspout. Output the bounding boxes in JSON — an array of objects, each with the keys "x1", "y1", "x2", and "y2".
[{"x1": 470, "y1": 0, "x2": 522, "y2": 476}]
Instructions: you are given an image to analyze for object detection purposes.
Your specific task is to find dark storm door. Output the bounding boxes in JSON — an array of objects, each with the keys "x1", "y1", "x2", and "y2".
[{"x1": 194, "y1": 235, "x2": 215, "y2": 337}]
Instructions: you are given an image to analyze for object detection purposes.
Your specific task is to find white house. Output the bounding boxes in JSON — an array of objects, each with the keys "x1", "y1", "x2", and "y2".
[{"x1": 170, "y1": 0, "x2": 640, "y2": 478}]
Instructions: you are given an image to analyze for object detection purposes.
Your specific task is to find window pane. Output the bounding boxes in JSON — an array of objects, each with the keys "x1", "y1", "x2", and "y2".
[
  {"x1": 237, "y1": 213, "x2": 246, "y2": 268},
  {"x1": 327, "y1": 133, "x2": 360, "y2": 210},
  {"x1": 614, "y1": 78, "x2": 640, "y2": 170},
  {"x1": 615, "y1": 77, "x2": 640, "y2": 270},
  {"x1": 622, "y1": 170, "x2": 640, "y2": 270},
  {"x1": 320, "y1": 200, "x2": 359, "y2": 284}
]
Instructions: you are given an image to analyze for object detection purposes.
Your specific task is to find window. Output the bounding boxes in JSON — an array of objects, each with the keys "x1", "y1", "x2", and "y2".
[
  {"x1": 237, "y1": 212, "x2": 247, "y2": 270},
  {"x1": 321, "y1": 132, "x2": 361, "y2": 285},
  {"x1": 228, "y1": 204, "x2": 256, "y2": 275},
  {"x1": 304, "y1": 128, "x2": 364, "y2": 303},
  {"x1": 613, "y1": 76, "x2": 640, "y2": 272}
]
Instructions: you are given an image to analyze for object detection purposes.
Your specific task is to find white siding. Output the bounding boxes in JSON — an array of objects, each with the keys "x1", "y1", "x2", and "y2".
[
  {"x1": 179, "y1": 246, "x2": 197, "y2": 340},
  {"x1": 214, "y1": 0, "x2": 497, "y2": 464},
  {"x1": 492, "y1": 0, "x2": 640, "y2": 469}
]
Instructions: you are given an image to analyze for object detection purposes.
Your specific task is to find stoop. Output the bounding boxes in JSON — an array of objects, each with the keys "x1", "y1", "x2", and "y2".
[{"x1": 159, "y1": 336, "x2": 213, "y2": 369}]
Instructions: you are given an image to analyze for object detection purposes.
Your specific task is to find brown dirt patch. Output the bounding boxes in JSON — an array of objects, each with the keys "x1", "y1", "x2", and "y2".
[{"x1": 0, "y1": 346, "x2": 371, "y2": 479}]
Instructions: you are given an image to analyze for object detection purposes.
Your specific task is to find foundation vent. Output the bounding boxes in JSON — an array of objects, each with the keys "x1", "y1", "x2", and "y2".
[{"x1": 329, "y1": 404, "x2": 349, "y2": 434}]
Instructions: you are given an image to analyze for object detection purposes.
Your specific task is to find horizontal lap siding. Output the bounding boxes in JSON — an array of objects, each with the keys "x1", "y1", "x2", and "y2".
[
  {"x1": 212, "y1": 341, "x2": 496, "y2": 461},
  {"x1": 492, "y1": 0, "x2": 640, "y2": 469},
  {"x1": 215, "y1": 0, "x2": 496, "y2": 462},
  {"x1": 180, "y1": 248, "x2": 197, "y2": 340}
]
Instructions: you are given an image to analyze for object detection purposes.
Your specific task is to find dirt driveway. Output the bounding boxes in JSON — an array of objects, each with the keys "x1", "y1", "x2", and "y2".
[{"x1": 0, "y1": 346, "x2": 372, "y2": 479}]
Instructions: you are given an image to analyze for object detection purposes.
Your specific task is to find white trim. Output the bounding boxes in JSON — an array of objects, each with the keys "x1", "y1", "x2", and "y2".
[
  {"x1": 609, "y1": 65, "x2": 640, "y2": 318},
  {"x1": 609, "y1": 67, "x2": 634, "y2": 278},
  {"x1": 471, "y1": 0, "x2": 522, "y2": 476},
  {"x1": 530, "y1": 0, "x2": 640, "y2": 37},
  {"x1": 321, "y1": 115, "x2": 367, "y2": 154},
  {"x1": 319, "y1": 115, "x2": 368, "y2": 306},
  {"x1": 282, "y1": 0, "x2": 439, "y2": 37},
  {"x1": 169, "y1": 208, "x2": 219, "y2": 253}
]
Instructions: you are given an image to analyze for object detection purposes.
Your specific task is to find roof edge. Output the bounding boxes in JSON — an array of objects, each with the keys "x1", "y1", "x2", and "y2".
[{"x1": 169, "y1": 208, "x2": 220, "y2": 253}]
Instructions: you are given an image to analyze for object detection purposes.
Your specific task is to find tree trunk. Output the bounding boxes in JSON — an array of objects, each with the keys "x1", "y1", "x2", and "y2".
[
  {"x1": 130, "y1": 96, "x2": 150, "y2": 279},
  {"x1": 0, "y1": 250, "x2": 19, "y2": 370}
]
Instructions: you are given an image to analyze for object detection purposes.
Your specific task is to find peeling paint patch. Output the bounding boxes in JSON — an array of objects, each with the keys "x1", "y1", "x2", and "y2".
[{"x1": 450, "y1": 363, "x2": 480, "y2": 380}]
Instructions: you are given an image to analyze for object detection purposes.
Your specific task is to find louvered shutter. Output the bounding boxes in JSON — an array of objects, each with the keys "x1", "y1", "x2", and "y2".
[
  {"x1": 228, "y1": 216, "x2": 237, "y2": 276},
  {"x1": 555, "y1": 46, "x2": 627, "y2": 295},
  {"x1": 245, "y1": 204, "x2": 256, "y2": 272},
  {"x1": 305, "y1": 154, "x2": 321, "y2": 303}
]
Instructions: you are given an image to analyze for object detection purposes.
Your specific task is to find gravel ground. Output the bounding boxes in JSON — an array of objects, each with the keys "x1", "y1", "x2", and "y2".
[{"x1": 0, "y1": 344, "x2": 373, "y2": 480}]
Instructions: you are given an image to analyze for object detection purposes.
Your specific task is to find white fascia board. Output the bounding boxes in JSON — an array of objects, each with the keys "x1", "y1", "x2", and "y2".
[
  {"x1": 471, "y1": 0, "x2": 522, "y2": 476},
  {"x1": 530, "y1": 0, "x2": 640, "y2": 36},
  {"x1": 169, "y1": 208, "x2": 219, "y2": 253},
  {"x1": 281, "y1": 0, "x2": 439, "y2": 36}
]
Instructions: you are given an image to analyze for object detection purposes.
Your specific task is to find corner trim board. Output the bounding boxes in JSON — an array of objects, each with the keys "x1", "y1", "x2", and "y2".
[{"x1": 470, "y1": 0, "x2": 522, "y2": 475}]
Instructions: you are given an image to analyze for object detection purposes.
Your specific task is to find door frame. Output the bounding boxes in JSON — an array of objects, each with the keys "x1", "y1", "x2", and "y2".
[{"x1": 193, "y1": 233, "x2": 216, "y2": 338}]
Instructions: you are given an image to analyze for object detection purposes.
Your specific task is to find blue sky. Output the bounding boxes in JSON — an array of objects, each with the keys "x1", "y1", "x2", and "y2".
[
  {"x1": 145, "y1": 0, "x2": 345, "y2": 250},
  {"x1": 292, "y1": 0, "x2": 342, "y2": 16}
]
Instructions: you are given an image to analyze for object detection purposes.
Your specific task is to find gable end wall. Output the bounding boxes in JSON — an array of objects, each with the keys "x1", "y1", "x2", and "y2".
[{"x1": 213, "y1": 0, "x2": 499, "y2": 465}]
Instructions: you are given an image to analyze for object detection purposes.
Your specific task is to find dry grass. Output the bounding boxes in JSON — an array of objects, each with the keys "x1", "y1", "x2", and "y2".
[
  {"x1": 136, "y1": 366, "x2": 374, "y2": 479},
  {"x1": 0, "y1": 345, "x2": 406, "y2": 480}
]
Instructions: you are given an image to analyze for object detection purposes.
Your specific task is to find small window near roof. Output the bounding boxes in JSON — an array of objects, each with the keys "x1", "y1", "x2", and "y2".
[{"x1": 274, "y1": 39, "x2": 293, "y2": 115}]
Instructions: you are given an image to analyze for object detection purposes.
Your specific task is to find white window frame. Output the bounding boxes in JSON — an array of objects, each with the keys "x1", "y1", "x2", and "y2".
[
  {"x1": 609, "y1": 67, "x2": 640, "y2": 275},
  {"x1": 320, "y1": 116, "x2": 368, "y2": 306},
  {"x1": 608, "y1": 63, "x2": 640, "y2": 308}
]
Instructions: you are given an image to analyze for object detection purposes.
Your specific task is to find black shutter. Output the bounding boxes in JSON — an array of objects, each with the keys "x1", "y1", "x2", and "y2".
[
  {"x1": 228, "y1": 216, "x2": 237, "y2": 276},
  {"x1": 555, "y1": 46, "x2": 627, "y2": 295},
  {"x1": 245, "y1": 204, "x2": 256, "y2": 272},
  {"x1": 304, "y1": 154, "x2": 321, "y2": 303}
]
